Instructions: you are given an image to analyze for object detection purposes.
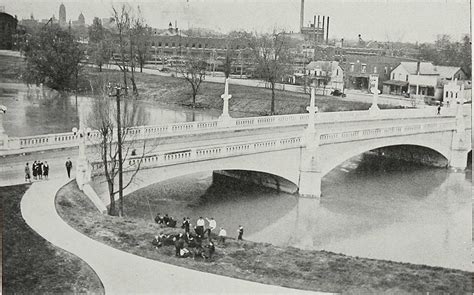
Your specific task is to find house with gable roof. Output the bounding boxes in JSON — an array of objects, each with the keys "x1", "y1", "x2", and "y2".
[{"x1": 383, "y1": 61, "x2": 468, "y2": 101}]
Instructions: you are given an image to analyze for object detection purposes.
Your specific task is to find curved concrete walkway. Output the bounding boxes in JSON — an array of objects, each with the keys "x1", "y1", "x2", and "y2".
[{"x1": 20, "y1": 176, "x2": 327, "y2": 294}]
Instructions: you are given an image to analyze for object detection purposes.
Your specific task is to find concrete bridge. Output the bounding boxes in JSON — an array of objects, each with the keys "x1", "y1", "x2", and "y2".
[{"x1": 0, "y1": 85, "x2": 471, "y2": 212}]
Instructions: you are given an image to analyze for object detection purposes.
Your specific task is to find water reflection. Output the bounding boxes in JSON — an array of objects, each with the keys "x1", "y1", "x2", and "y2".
[
  {"x1": 129, "y1": 155, "x2": 471, "y2": 271},
  {"x1": 0, "y1": 83, "x2": 225, "y2": 137}
]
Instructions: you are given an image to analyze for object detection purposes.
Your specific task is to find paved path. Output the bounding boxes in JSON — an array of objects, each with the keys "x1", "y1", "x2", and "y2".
[{"x1": 19, "y1": 177, "x2": 327, "y2": 294}]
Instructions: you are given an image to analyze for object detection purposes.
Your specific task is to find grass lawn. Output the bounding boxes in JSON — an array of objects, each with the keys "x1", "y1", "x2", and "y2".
[
  {"x1": 56, "y1": 181, "x2": 472, "y2": 294},
  {"x1": 1, "y1": 184, "x2": 104, "y2": 294}
]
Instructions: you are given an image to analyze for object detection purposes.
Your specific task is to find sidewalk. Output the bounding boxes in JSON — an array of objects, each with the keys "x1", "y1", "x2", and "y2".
[{"x1": 20, "y1": 177, "x2": 326, "y2": 294}]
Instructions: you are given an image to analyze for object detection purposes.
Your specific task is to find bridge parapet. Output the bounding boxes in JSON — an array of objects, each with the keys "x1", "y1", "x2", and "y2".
[
  {"x1": 3, "y1": 105, "x2": 469, "y2": 155},
  {"x1": 89, "y1": 117, "x2": 460, "y2": 178}
]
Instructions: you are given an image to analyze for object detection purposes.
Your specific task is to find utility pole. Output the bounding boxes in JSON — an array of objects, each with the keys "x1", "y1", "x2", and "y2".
[{"x1": 108, "y1": 84, "x2": 125, "y2": 216}]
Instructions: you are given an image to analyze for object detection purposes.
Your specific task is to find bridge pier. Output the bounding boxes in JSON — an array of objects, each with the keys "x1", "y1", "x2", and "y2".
[
  {"x1": 298, "y1": 170, "x2": 321, "y2": 198},
  {"x1": 449, "y1": 149, "x2": 469, "y2": 171}
]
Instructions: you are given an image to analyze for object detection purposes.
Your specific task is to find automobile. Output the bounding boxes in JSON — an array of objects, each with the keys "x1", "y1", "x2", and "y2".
[{"x1": 331, "y1": 89, "x2": 346, "y2": 97}]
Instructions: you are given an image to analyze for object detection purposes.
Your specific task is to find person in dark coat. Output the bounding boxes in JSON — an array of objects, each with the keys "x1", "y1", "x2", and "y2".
[
  {"x1": 174, "y1": 234, "x2": 185, "y2": 256},
  {"x1": 237, "y1": 225, "x2": 244, "y2": 240},
  {"x1": 65, "y1": 158, "x2": 73, "y2": 178},
  {"x1": 37, "y1": 161, "x2": 43, "y2": 180},
  {"x1": 32, "y1": 161, "x2": 37, "y2": 180},
  {"x1": 42, "y1": 161, "x2": 49, "y2": 179}
]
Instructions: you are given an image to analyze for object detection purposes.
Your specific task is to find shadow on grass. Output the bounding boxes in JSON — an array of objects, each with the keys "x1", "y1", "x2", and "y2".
[{"x1": 1, "y1": 184, "x2": 104, "y2": 294}]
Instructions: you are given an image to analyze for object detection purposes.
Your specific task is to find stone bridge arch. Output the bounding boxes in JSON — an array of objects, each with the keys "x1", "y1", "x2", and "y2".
[
  {"x1": 318, "y1": 132, "x2": 454, "y2": 178},
  {"x1": 91, "y1": 148, "x2": 302, "y2": 206}
]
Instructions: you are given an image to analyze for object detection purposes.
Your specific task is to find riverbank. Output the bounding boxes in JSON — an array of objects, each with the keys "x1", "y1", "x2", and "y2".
[
  {"x1": 1, "y1": 184, "x2": 104, "y2": 294},
  {"x1": 0, "y1": 53, "x2": 404, "y2": 117},
  {"x1": 56, "y1": 181, "x2": 472, "y2": 293}
]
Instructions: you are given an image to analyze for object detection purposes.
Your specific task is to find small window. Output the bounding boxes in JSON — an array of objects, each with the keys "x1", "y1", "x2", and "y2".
[
  {"x1": 445, "y1": 91, "x2": 449, "y2": 97},
  {"x1": 455, "y1": 93, "x2": 458, "y2": 98},
  {"x1": 350, "y1": 63, "x2": 354, "y2": 72},
  {"x1": 406, "y1": 75, "x2": 408, "y2": 82},
  {"x1": 198, "y1": 44, "x2": 202, "y2": 48},
  {"x1": 392, "y1": 73, "x2": 395, "y2": 79},
  {"x1": 361, "y1": 64, "x2": 367, "y2": 73},
  {"x1": 384, "y1": 66, "x2": 388, "y2": 74},
  {"x1": 165, "y1": 43, "x2": 168, "y2": 47},
  {"x1": 158, "y1": 42, "x2": 162, "y2": 47},
  {"x1": 172, "y1": 42, "x2": 175, "y2": 47},
  {"x1": 373, "y1": 66, "x2": 377, "y2": 73},
  {"x1": 152, "y1": 41, "x2": 155, "y2": 46},
  {"x1": 192, "y1": 44, "x2": 195, "y2": 48},
  {"x1": 336, "y1": 69, "x2": 339, "y2": 75}
]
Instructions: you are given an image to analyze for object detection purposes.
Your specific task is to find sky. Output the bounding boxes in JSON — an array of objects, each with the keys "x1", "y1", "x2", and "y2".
[{"x1": 1, "y1": 0, "x2": 471, "y2": 43}]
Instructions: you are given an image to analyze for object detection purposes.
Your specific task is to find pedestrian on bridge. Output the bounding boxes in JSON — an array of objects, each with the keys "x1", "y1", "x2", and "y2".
[{"x1": 65, "y1": 158, "x2": 73, "y2": 178}]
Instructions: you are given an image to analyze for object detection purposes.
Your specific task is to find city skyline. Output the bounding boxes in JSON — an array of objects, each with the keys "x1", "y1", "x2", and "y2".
[{"x1": 1, "y1": 0, "x2": 471, "y2": 43}]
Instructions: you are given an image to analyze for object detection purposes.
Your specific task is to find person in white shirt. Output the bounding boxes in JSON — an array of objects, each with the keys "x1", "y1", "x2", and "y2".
[
  {"x1": 196, "y1": 217, "x2": 205, "y2": 237},
  {"x1": 205, "y1": 217, "x2": 217, "y2": 239},
  {"x1": 218, "y1": 227, "x2": 227, "y2": 244}
]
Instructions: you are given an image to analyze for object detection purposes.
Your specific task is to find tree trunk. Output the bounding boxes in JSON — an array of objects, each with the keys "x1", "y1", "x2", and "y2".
[
  {"x1": 108, "y1": 183, "x2": 116, "y2": 215},
  {"x1": 99, "y1": 64, "x2": 102, "y2": 72},
  {"x1": 271, "y1": 82, "x2": 275, "y2": 115},
  {"x1": 140, "y1": 62, "x2": 143, "y2": 73},
  {"x1": 192, "y1": 91, "x2": 196, "y2": 105}
]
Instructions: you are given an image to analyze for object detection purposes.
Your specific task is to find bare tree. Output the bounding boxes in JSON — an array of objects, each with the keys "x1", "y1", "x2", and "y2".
[
  {"x1": 132, "y1": 6, "x2": 152, "y2": 74},
  {"x1": 250, "y1": 31, "x2": 293, "y2": 115},
  {"x1": 87, "y1": 80, "x2": 148, "y2": 216},
  {"x1": 179, "y1": 56, "x2": 207, "y2": 106},
  {"x1": 112, "y1": 5, "x2": 132, "y2": 95}
]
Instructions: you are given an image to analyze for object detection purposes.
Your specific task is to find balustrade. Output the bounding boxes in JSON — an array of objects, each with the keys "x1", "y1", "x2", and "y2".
[{"x1": 7, "y1": 107, "x2": 467, "y2": 154}]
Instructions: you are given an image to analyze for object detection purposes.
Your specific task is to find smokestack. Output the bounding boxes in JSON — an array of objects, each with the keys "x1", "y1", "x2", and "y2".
[
  {"x1": 326, "y1": 17, "x2": 329, "y2": 44},
  {"x1": 322, "y1": 16, "x2": 325, "y2": 43},
  {"x1": 313, "y1": 15, "x2": 317, "y2": 43},
  {"x1": 300, "y1": 0, "x2": 304, "y2": 32},
  {"x1": 317, "y1": 15, "x2": 320, "y2": 43}
]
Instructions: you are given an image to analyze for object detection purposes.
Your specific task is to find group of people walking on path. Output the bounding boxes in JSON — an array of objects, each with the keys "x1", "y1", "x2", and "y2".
[
  {"x1": 153, "y1": 213, "x2": 244, "y2": 259},
  {"x1": 24, "y1": 158, "x2": 73, "y2": 182},
  {"x1": 24, "y1": 160, "x2": 49, "y2": 182}
]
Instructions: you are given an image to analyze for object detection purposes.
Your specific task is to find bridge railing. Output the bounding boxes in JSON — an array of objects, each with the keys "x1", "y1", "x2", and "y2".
[
  {"x1": 5, "y1": 105, "x2": 468, "y2": 153},
  {"x1": 90, "y1": 117, "x2": 460, "y2": 177}
]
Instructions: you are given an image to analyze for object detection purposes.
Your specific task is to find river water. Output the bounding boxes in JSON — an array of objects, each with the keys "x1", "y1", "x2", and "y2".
[{"x1": 1, "y1": 83, "x2": 471, "y2": 272}]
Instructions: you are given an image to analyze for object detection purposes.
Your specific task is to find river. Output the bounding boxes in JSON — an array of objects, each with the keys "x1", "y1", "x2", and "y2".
[{"x1": 1, "y1": 83, "x2": 471, "y2": 272}]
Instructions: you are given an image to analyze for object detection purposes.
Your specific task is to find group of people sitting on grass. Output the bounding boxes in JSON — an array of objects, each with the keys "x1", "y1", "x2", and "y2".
[
  {"x1": 151, "y1": 231, "x2": 215, "y2": 259},
  {"x1": 152, "y1": 213, "x2": 245, "y2": 259}
]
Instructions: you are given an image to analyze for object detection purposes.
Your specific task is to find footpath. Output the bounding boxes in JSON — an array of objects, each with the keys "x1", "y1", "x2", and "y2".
[{"x1": 19, "y1": 176, "x2": 326, "y2": 294}]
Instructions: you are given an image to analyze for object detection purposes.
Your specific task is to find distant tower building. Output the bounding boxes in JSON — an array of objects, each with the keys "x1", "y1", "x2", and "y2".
[
  {"x1": 78, "y1": 12, "x2": 85, "y2": 25},
  {"x1": 59, "y1": 3, "x2": 66, "y2": 27}
]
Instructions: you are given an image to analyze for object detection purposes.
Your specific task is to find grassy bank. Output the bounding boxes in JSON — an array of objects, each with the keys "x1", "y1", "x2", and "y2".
[
  {"x1": 1, "y1": 184, "x2": 104, "y2": 294},
  {"x1": 0, "y1": 52, "x2": 402, "y2": 116},
  {"x1": 56, "y1": 181, "x2": 472, "y2": 293},
  {"x1": 84, "y1": 68, "x2": 401, "y2": 116}
]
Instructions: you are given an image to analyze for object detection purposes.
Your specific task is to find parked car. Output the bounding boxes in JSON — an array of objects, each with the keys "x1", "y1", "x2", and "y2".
[{"x1": 331, "y1": 89, "x2": 346, "y2": 97}]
